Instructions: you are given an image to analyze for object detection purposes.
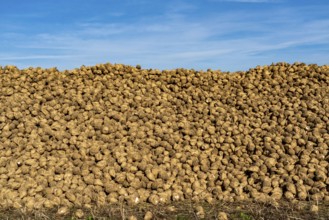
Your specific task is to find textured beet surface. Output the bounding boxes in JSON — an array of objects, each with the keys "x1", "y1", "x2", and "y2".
[{"x1": 0, "y1": 63, "x2": 328, "y2": 219}]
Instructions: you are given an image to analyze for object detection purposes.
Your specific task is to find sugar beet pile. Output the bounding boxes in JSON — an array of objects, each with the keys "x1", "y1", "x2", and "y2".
[{"x1": 0, "y1": 63, "x2": 328, "y2": 210}]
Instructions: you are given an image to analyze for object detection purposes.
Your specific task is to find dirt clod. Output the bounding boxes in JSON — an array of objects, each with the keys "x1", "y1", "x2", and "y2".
[
  {"x1": 217, "y1": 211, "x2": 228, "y2": 220},
  {"x1": 310, "y1": 204, "x2": 319, "y2": 212},
  {"x1": 56, "y1": 206, "x2": 69, "y2": 216},
  {"x1": 75, "y1": 209, "x2": 84, "y2": 218},
  {"x1": 144, "y1": 211, "x2": 153, "y2": 220}
]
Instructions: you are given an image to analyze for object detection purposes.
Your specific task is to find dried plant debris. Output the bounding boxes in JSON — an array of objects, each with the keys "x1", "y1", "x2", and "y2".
[{"x1": 0, "y1": 62, "x2": 328, "y2": 216}]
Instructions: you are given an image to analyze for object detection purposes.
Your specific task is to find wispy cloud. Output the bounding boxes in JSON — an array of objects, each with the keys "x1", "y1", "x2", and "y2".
[{"x1": 0, "y1": 55, "x2": 79, "y2": 61}]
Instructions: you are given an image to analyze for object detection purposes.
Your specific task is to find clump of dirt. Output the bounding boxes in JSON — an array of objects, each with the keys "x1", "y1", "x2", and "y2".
[{"x1": 0, "y1": 62, "x2": 328, "y2": 213}]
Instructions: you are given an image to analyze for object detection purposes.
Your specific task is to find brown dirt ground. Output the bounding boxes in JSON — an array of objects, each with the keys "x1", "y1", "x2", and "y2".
[{"x1": 0, "y1": 200, "x2": 328, "y2": 220}]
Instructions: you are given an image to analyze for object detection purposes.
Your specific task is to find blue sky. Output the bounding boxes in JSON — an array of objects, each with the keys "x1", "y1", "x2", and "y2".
[{"x1": 0, "y1": 0, "x2": 328, "y2": 72}]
